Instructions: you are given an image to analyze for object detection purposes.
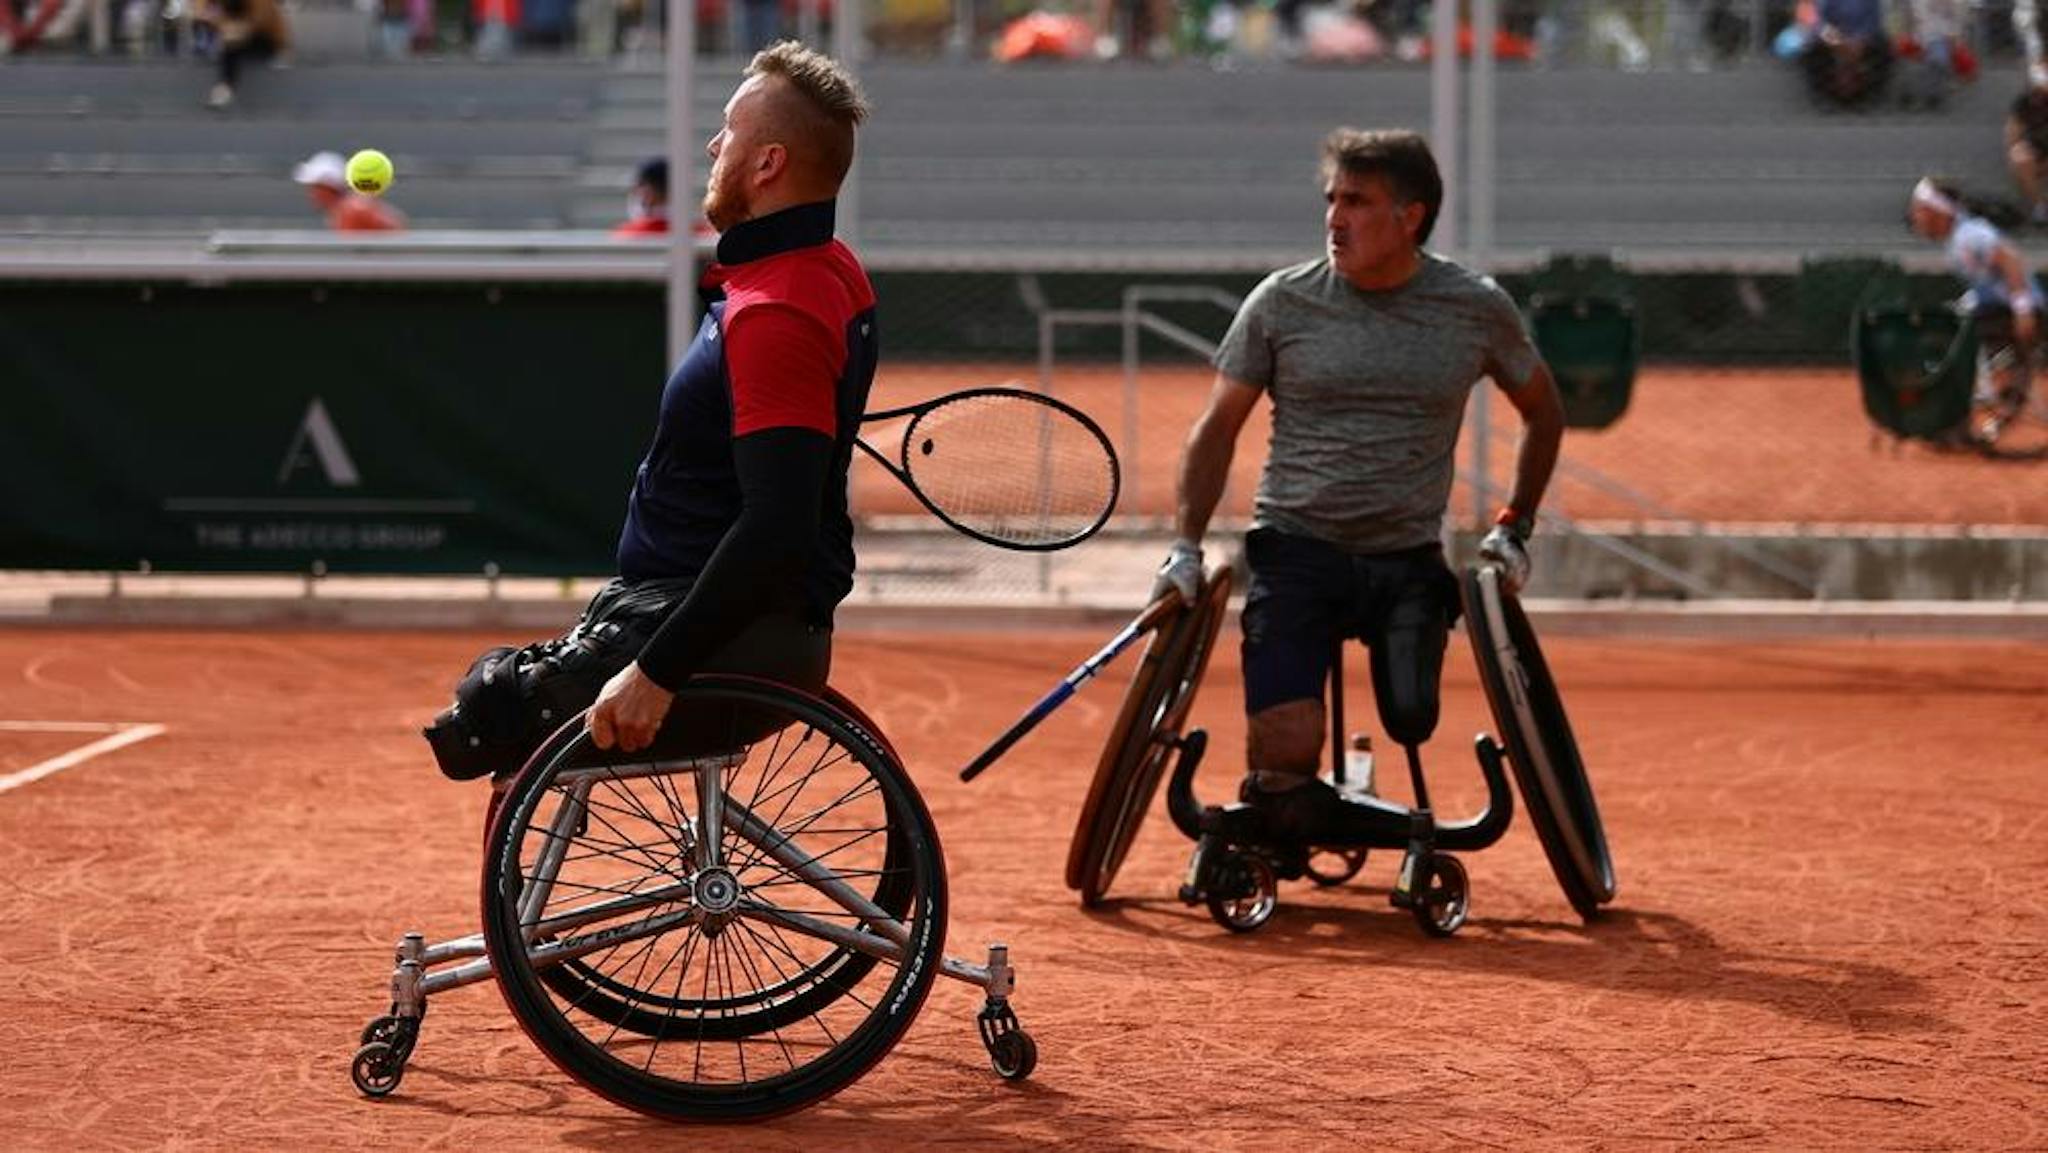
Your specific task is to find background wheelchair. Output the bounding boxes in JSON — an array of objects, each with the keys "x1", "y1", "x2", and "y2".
[
  {"x1": 1066, "y1": 562, "x2": 1616, "y2": 936},
  {"x1": 352, "y1": 676, "x2": 1037, "y2": 1121}
]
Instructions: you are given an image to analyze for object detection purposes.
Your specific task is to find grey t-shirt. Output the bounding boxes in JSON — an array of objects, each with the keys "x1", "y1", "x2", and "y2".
[{"x1": 1214, "y1": 254, "x2": 1540, "y2": 553}]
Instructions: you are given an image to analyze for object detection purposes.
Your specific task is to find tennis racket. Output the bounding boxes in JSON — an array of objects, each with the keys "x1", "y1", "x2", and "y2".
[
  {"x1": 958, "y1": 592, "x2": 1181, "y2": 782},
  {"x1": 857, "y1": 386, "x2": 1119, "y2": 551}
]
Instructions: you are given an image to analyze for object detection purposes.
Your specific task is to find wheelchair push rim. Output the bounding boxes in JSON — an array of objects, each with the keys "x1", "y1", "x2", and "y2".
[
  {"x1": 1066, "y1": 566, "x2": 1234, "y2": 906},
  {"x1": 1460, "y1": 565, "x2": 1617, "y2": 919},
  {"x1": 480, "y1": 676, "x2": 949, "y2": 1123}
]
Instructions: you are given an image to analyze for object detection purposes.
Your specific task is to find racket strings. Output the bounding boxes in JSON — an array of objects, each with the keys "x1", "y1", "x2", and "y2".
[{"x1": 903, "y1": 394, "x2": 1116, "y2": 548}]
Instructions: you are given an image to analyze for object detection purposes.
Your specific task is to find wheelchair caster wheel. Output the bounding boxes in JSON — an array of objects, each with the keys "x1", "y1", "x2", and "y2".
[
  {"x1": 989, "y1": 1030, "x2": 1039, "y2": 1081},
  {"x1": 1411, "y1": 854, "x2": 1469, "y2": 938},
  {"x1": 359, "y1": 1015, "x2": 398, "y2": 1047},
  {"x1": 1305, "y1": 847, "x2": 1367, "y2": 887},
  {"x1": 351, "y1": 1040, "x2": 406, "y2": 1097},
  {"x1": 1205, "y1": 850, "x2": 1278, "y2": 933},
  {"x1": 358, "y1": 999, "x2": 424, "y2": 1048}
]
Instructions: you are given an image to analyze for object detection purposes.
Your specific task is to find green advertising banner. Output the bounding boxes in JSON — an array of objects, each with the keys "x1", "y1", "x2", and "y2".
[{"x1": 0, "y1": 282, "x2": 665, "y2": 575}]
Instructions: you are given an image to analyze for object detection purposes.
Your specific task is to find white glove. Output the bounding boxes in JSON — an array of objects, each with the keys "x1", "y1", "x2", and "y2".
[
  {"x1": 1478, "y1": 523, "x2": 1532, "y2": 593},
  {"x1": 1151, "y1": 538, "x2": 1203, "y2": 606}
]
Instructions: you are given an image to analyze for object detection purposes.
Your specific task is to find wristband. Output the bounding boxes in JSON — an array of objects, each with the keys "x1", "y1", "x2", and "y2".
[
  {"x1": 2015, "y1": 296, "x2": 2038, "y2": 315},
  {"x1": 1493, "y1": 506, "x2": 1535, "y2": 539}
]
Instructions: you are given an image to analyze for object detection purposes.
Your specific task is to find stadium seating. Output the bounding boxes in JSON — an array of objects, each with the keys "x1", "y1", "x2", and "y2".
[{"x1": 0, "y1": 55, "x2": 2022, "y2": 257}]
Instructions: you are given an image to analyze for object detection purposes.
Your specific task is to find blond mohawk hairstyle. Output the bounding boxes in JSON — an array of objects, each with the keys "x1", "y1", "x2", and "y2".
[{"x1": 747, "y1": 41, "x2": 870, "y2": 186}]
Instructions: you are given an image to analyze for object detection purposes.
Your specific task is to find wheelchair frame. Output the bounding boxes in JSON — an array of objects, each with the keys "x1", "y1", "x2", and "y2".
[
  {"x1": 353, "y1": 678, "x2": 1037, "y2": 1120},
  {"x1": 1066, "y1": 561, "x2": 1610, "y2": 936}
]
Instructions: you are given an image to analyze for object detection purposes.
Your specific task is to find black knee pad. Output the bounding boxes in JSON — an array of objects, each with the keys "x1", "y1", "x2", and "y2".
[{"x1": 1369, "y1": 585, "x2": 1450, "y2": 748}]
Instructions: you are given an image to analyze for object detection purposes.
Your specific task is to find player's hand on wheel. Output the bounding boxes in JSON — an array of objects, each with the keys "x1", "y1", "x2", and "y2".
[
  {"x1": 1151, "y1": 537, "x2": 1204, "y2": 606},
  {"x1": 1478, "y1": 513, "x2": 1534, "y2": 594},
  {"x1": 588, "y1": 662, "x2": 676, "y2": 753}
]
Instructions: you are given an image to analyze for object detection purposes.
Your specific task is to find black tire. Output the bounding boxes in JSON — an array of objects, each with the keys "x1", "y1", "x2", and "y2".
[
  {"x1": 358, "y1": 1015, "x2": 398, "y2": 1047},
  {"x1": 351, "y1": 1041, "x2": 404, "y2": 1097},
  {"x1": 482, "y1": 678, "x2": 948, "y2": 1123},
  {"x1": 1067, "y1": 568, "x2": 1234, "y2": 906},
  {"x1": 1204, "y1": 850, "x2": 1277, "y2": 933},
  {"x1": 1304, "y1": 847, "x2": 1368, "y2": 887},
  {"x1": 1410, "y1": 854, "x2": 1469, "y2": 938},
  {"x1": 989, "y1": 1031, "x2": 1038, "y2": 1081},
  {"x1": 1462, "y1": 566, "x2": 1617, "y2": 920}
]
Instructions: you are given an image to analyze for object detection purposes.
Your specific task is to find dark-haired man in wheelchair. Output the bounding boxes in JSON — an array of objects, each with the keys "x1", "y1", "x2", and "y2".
[
  {"x1": 1154, "y1": 128, "x2": 1563, "y2": 848},
  {"x1": 424, "y1": 42, "x2": 877, "y2": 780},
  {"x1": 1908, "y1": 176, "x2": 2044, "y2": 444}
]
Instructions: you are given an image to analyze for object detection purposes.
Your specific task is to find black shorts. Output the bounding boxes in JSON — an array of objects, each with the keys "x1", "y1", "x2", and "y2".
[{"x1": 1239, "y1": 527, "x2": 1460, "y2": 715}]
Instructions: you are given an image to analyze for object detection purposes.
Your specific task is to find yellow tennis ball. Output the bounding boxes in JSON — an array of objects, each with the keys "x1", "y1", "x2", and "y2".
[{"x1": 346, "y1": 149, "x2": 393, "y2": 196}]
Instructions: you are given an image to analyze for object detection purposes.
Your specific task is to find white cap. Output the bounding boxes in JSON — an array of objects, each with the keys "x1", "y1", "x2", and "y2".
[{"x1": 292, "y1": 151, "x2": 348, "y2": 189}]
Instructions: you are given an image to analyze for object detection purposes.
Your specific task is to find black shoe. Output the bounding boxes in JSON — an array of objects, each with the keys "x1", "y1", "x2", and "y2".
[{"x1": 1239, "y1": 776, "x2": 1404, "y2": 847}]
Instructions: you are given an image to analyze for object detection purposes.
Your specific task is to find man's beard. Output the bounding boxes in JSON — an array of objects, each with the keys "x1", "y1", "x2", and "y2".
[{"x1": 702, "y1": 165, "x2": 748, "y2": 233}]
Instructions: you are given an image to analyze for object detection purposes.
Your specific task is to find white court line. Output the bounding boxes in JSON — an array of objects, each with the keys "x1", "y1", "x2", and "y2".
[
  {"x1": 0, "y1": 724, "x2": 168, "y2": 795},
  {"x1": 0, "y1": 721, "x2": 129, "y2": 733}
]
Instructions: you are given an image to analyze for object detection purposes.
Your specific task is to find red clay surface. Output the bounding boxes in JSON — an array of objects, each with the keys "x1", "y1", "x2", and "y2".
[
  {"x1": 2, "y1": 628, "x2": 2043, "y2": 1149},
  {"x1": 861, "y1": 366, "x2": 2048, "y2": 526}
]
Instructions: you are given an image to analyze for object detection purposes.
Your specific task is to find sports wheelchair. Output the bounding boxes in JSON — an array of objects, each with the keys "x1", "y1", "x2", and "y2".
[
  {"x1": 1067, "y1": 563, "x2": 1616, "y2": 936},
  {"x1": 352, "y1": 677, "x2": 1037, "y2": 1121}
]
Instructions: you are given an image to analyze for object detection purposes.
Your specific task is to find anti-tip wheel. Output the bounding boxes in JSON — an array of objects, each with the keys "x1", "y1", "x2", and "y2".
[
  {"x1": 1305, "y1": 846, "x2": 1367, "y2": 887},
  {"x1": 351, "y1": 1040, "x2": 405, "y2": 1097},
  {"x1": 1205, "y1": 850, "x2": 1278, "y2": 933},
  {"x1": 989, "y1": 1030, "x2": 1039, "y2": 1081},
  {"x1": 1411, "y1": 854, "x2": 1470, "y2": 938}
]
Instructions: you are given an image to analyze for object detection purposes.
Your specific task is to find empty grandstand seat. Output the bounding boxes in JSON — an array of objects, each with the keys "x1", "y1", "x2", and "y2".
[
  {"x1": 1524, "y1": 254, "x2": 1638, "y2": 430},
  {"x1": 1852, "y1": 305, "x2": 1976, "y2": 442}
]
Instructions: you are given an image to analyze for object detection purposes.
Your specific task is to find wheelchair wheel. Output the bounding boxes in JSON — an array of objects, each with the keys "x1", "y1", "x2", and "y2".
[
  {"x1": 535, "y1": 820, "x2": 914, "y2": 1041},
  {"x1": 1409, "y1": 854, "x2": 1469, "y2": 938},
  {"x1": 1204, "y1": 849, "x2": 1277, "y2": 933},
  {"x1": 1304, "y1": 847, "x2": 1368, "y2": 887},
  {"x1": 1066, "y1": 568, "x2": 1234, "y2": 906},
  {"x1": 1462, "y1": 566, "x2": 1617, "y2": 921},
  {"x1": 482, "y1": 677, "x2": 948, "y2": 1123}
]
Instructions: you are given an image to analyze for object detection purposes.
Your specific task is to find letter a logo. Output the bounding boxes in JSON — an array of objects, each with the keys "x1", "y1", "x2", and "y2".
[{"x1": 277, "y1": 397, "x2": 361, "y2": 488}]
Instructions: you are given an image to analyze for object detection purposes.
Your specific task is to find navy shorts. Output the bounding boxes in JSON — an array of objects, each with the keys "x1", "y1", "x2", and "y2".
[{"x1": 1239, "y1": 527, "x2": 1461, "y2": 719}]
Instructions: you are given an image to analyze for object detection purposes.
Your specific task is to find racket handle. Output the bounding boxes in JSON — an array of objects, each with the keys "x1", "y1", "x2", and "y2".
[
  {"x1": 958, "y1": 595, "x2": 1181, "y2": 783},
  {"x1": 960, "y1": 682, "x2": 1073, "y2": 781}
]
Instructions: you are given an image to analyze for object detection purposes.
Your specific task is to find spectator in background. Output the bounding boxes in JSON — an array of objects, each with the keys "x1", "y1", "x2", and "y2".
[
  {"x1": 2016, "y1": 0, "x2": 2046, "y2": 93},
  {"x1": 739, "y1": 0, "x2": 780, "y2": 54},
  {"x1": 1897, "y1": 0, "x2": 1962, "y2": 108},
  {"x1": 2008, "y1": 84, "x2": 2048, "y2": 226},
  {"x1": 378, "y1": 0, "x2": 430, "y2": 56},
  {"x1": 1093, "y1": 0, "x2": 1175, "y2": 60},
  {"x1": 614, "y1": 157, "x2": 671, "y2": 237},
  {"x1": 1798, "y1": 0, "x2": 1893, "y2": 107},
  {"x1": 475, "y1": 0, "x2": 516, "y2": 58},
  {"x1": 197, "y1": 0, "x2": 289, "y2": 109},
  {"x1": 293, "y1": 151, "x2": 407, "y2": 232}
]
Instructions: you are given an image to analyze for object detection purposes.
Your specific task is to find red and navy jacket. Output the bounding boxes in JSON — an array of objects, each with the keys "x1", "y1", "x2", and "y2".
[{"x1": 618, "y1": 200, "x2": 877, "y2": 688}]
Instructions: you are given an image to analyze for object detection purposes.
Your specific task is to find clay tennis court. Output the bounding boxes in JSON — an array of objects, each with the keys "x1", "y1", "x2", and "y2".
[
  {"x1": 2, "y1": 625, "x2": 2042, "y2": 1149},
  {"x1": 863, "y1": 366, "x2": 2048, "y2": 526}
]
